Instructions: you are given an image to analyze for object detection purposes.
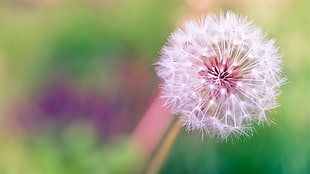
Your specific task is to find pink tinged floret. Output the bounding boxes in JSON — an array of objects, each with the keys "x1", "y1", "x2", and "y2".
[{"x1": 198, "y1": 56, "x2": 243, "y2": 100}]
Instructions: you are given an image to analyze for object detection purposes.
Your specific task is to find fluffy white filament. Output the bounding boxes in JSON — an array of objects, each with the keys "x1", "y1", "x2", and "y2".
[{"x1": 155, "y1": 11, "x2": 285, "y2": 140}]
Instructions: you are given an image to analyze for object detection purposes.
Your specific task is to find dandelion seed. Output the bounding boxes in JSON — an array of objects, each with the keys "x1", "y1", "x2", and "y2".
[{"x1": 154, "y1": 11, "x2": 286, "y2": 140}]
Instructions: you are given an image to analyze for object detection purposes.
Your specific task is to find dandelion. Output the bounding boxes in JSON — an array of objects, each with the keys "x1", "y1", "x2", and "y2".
[{"x1": 154, "y1": 11, "x2": 286, "y2": 140}]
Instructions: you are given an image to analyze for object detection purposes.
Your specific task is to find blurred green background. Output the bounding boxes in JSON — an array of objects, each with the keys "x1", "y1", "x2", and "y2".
[{"x1": 0, "y1": 0, "x2": 308, "y2": 174}]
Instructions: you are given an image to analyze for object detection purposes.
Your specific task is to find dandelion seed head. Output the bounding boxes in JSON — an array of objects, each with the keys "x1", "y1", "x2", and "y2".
[{"x1": 154, "y1": 11, "x2": 286, "y2": 140}]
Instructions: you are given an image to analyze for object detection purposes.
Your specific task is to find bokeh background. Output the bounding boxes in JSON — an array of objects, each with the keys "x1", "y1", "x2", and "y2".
[{"x1": 0, "y1": 0, "x2": 308, "y2": 173}]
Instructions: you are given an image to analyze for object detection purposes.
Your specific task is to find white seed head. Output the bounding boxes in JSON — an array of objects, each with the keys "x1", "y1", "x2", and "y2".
[{"x1": 154, "y1": 11, "x2": 286, "y2": 140}]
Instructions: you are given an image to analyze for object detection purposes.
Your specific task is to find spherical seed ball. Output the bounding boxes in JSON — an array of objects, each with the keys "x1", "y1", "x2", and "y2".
[{"x1": 154, "y1": 11, "x2": 286, "y2": 140}]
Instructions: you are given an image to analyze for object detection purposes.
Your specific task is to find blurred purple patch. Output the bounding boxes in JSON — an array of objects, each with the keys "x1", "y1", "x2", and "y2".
[
  {"x1": 15, "y1": 59, "x2": 155, "y2": 140},
  {"x1": 16, "y1": 79, "x2": 120, "y2": 139}
]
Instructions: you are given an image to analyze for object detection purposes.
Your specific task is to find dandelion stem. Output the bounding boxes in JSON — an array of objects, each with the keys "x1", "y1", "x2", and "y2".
[
  {"x1": 131, "y1": 92, "x2": 173, "y2": 158},
  {"x1": 146, "y1": 119, "x2": 182, "y2": 174}
]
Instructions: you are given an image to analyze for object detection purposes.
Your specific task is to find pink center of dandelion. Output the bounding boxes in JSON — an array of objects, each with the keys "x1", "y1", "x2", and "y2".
[{"x1": 199, "y1": 56, "x2": 243, "y2": 100}]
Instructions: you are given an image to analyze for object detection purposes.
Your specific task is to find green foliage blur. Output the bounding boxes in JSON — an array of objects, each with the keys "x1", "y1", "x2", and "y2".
[{"x1": 0, "y1": 0, "x2": 308, "y2": 174}]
